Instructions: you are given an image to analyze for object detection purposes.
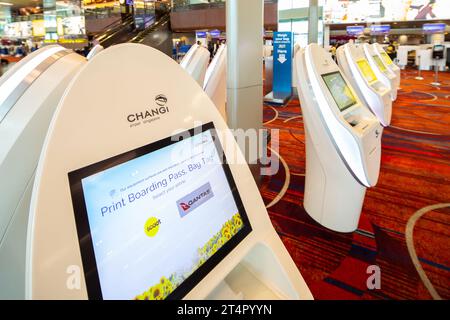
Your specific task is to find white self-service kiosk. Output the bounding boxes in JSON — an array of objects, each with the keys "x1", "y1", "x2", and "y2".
[
  {"x1": 362, "y1": 43, "x2": 397, "y2": 101},
  {"x1": 180, "y1": 44, "x2": 210, "y2": 86},
  {"x1": 337, "y1": 43, "x2": 392, "y2": 127},
  {"x1": 295, "y1": 44, "x2": 382, "y2": 233},
  {"x1": 203, "y1": 44, "x2": 227, "y2": 120},
  {"x1": 26, "y1": 44, "x2": 313, "y2": 300},
  {"x1": 372, "y1": 43, "x2": 401, "y2": 89},
  {"x1": 0, "y1": 45, "x2": 86, "y2": 299}
]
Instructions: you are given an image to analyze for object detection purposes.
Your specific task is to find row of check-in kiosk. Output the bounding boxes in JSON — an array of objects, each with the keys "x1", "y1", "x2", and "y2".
[{"x1": 0, "y1": 40, "x2": 399, "y2": 300}]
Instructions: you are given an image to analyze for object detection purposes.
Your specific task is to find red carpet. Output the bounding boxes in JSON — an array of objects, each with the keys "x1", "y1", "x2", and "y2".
[{"x1": 260, "y1": 70, "x2": 450, "y2": 300}]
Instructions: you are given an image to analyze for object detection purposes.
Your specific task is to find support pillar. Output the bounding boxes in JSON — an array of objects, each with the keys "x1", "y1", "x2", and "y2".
[
  {"x1": 226, "y1": 0, "x2": 264, "y2": 167},
  {"x1": 308, "y1": 0, "x2": 319, "y2": 44}
]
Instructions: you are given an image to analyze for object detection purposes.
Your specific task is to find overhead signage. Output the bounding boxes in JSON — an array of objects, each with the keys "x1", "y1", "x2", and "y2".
[
  {"x1": 209, "y1": 29, "x2": 221, "y2": 38},
  {"x1": 346, "y1": 25, "x2": 365, "y2": 36},
  {"x1": 370, "y1": 24, "x2": 390, "y2": 35},
  {"x1": 423, "y1": 23, "x2": 446, "y2": 34}
]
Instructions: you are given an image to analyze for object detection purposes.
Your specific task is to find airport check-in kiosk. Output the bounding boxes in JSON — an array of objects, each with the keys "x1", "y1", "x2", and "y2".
[
  {"x1": 362, "y1": 43, "x2": 397, "y2": 101},
  {"x1": 295, "y1": 44, "x2": 382, "y2": 233},
  {"x1": 432, "y1": 44, "x2": 445, "y2": 60},
  {"x1": 180, "y1": 44, "x2": 210, "y2": 86},
  {"x1": 26, "y1": 44, "x2": 313, "y2": 300},
  {"x1": 203, "y1": 44, "x2": 227, "y2": 120},
  {"x1": 372, "y1": 43, "x2": 401, "y2": 90},
  {"x1": 0, "y1": 45, "x2": 86, "y2": 299},
  {"x1": 337, "y1": 43, "x2": 392, "y2": 127}
]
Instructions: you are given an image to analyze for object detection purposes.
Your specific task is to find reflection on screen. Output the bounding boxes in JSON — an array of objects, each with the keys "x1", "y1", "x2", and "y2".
[
  {"x1": 357, "y1": 59, "x2": 377, "y2": 84},
  {"x1": 381, "y1": 52, "x2": 393, "y2": 65},
  {"x1": 322, "y1": 71, "x2": 357, "y2": 112},
  {"x1": 74, "y1": 128, "x2": 248, "y2": 300},
  {"x1": 373, "y1": 55, "x2": 387, "y2": 72}
]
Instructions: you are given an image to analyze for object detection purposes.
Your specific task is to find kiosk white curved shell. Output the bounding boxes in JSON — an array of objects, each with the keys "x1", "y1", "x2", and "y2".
[
  {"x1": 0, "y1": 45, "x2": 86, "y2": 299},
  {"x1": 204, "y1": 44, "x2": 227, "y2": 120},
  {"x1": 362, "y1": 43, "x2": 398, "y2": 101},
  {"x1": 26, "y1": 44, "x2": 312, "y2": 300},
  {"x1": 337, "y1": 43, "x2": 392, "y2": 127},
  {"x1": 180, "y1": 43, "x2": 210, "y2": 86},
  {"x1": 372, "y1": 43, "x2": 400, "y2": 89},
  {"x1": 294, "y1": 44, "x2": 382, "y2": 233}
]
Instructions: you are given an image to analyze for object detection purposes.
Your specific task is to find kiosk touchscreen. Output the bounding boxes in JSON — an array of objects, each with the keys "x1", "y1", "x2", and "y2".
[
  {"x1": 0, "y1": 45, "x2": 86, "y2": 299},
  {"x1": 336, "y1": 43, "x2": 392, "y2": 127},
  {"x1": 362, "y1": 43, "x2": 397, "y2": 101},
  {"x1": 373, "y1": 43, "x2": 400, "y2": 89},
  {"x1": 26, "y1": 44, "x2": 313, "y2": 300},
  {"x1": 203, "y1": 44, "x2": 227, "y2": 120},
  {"x1": 294, "y1": 44, "x2": 382, "y2": 233},
  {"x1": 180, "y1": 44, "x2": 210, "y2": 86}
]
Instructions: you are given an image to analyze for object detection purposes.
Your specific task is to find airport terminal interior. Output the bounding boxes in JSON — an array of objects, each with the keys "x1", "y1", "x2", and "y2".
[{"x1": 0, "y1": 0, "x2": 449, "y2": 300}]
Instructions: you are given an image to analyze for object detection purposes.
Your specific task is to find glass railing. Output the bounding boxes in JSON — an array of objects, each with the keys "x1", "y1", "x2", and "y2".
[
  {"x1": 173, "y1": 0, "x2": 277, "y2": 12},
  {"x1": 84, "y1": 6, "x2": 122, "y2": 20}
]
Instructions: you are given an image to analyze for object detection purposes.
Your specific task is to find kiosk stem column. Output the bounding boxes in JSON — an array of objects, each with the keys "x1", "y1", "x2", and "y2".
[{"x1": 226, "y1": 0, "x2": 264, "y2": 166}]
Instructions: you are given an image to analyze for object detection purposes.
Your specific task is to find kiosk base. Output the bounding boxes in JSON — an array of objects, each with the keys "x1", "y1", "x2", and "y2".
[
  {"x1": 264, "y1": 91, "x2": 291, "y2": 106},
  {"x1": 303, "y1": 134, "x2": 367, "y2": 233}
]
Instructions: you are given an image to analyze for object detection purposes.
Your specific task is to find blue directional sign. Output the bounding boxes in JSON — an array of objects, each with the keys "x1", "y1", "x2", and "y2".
[
  {"x1": 273, "y1": 31, "x2": 293, "y2": 97},
  {"x1": 346, "y1": 26, "x2": 364, "y2": 36},
  {"x1": 423, "y1": 23, "x2": 446, "y2": 34},
  {"x1": 370, "y1": 25, "x2": 391, "y2": 35}
]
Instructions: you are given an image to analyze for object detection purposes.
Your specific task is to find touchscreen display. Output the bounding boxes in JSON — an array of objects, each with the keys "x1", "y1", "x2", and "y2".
[
  {"x1": 69, "y1": 123, "x2": 251, "y2": 300},
  {"x1": 381, "y1": 52, "x2": 393, "y2": 65},
  {"x1": 357, "y1": 59, "x2": 378, "y2": 84},
  {"x1": 373, "y1": 55, "x2": 387, "y2": 72},
  {"x1": 322, "y1": 71, "x2": 357, "y2": 112}
]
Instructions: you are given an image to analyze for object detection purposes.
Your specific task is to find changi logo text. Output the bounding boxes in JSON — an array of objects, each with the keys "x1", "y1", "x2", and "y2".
[
  {"x1": 177, "y1": 182, "x2": 214, "y2": 218},
  {"x1": 155, "y1": 94, "x2": 168, "y2": 107},
  {"x1": 127, "y1": 94, "x2": 169, "y2": 127}
]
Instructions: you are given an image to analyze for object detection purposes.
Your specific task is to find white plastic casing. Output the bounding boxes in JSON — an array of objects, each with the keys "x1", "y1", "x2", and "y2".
[
  {"x1": 294, "y1": 44, "x2": 382, "y2": 232},
  {"x1": 204, "y1": 44, "x2": 227, "y2": 120},
  {"x1": 0, "y1": 45, "x2": 86, "y2": 299},
  {"x1": 26, "y1": 44, "x2": 312, "y2": 300},
  {"x1": 362, "y1": 43, "x2": 397, "y2": 101},
  {"x1": 180, "y1": 44, "x2": 210, "y2": 86},
  {"x1": 336, "y1": 43, "x2": 392, "y2": 127}
]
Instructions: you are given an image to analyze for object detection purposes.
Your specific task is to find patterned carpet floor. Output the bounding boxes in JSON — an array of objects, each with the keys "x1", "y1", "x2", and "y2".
[{"x1": 260, "y1": 70, "x2": 450, "y2": 300}]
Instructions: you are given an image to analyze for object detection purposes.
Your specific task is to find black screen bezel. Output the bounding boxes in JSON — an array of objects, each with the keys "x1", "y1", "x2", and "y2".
[
  {"x1": 321, "y1": 71, "x2": 357, "y2": 112},
  {"x1": 68, "y1": 122, "x2": 252, "y2": 300}
]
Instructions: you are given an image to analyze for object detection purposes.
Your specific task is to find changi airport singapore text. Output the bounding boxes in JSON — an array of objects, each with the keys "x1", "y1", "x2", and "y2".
[{"x1": 100, "y1": 153, "x2": 213, "y2": 217}]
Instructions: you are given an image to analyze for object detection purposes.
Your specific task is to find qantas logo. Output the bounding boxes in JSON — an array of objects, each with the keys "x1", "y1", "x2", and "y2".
[
  {"x1": 176, "y1": 183, "x2": 214, "y2": 217},
  {"x1": 180, "y1": 203, "x2": 191, "y2": 211}
]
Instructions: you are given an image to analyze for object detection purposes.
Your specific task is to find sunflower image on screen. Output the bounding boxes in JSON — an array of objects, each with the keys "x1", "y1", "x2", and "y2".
[
  {"x1": 322, "y1": 72, "x2": 357, "y2": 112},
  {"x1": 135, "y1": 213, "x2": 244, "y2": 300}
]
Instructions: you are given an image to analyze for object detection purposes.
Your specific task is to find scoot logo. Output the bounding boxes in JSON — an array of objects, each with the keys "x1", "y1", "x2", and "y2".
[{"x1": 144, "y1": 217, "x2": 161, "y2": 237}]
